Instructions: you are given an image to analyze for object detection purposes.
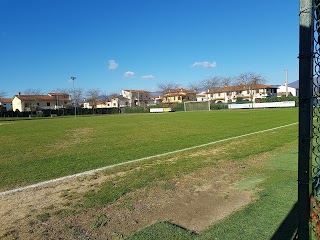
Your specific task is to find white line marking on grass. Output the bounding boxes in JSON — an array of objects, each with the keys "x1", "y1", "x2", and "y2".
[
  {"x1": 0, "y1": 123, "x2": 13, "y2": 126},
  {"x1": 0, "y1": 122, "x2": 298, "y2": 196}
]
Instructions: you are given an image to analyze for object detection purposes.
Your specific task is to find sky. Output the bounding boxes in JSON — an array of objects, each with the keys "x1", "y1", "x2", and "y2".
[{"x1": 0, "y1": 0, "x2": 299, "y2": 97}]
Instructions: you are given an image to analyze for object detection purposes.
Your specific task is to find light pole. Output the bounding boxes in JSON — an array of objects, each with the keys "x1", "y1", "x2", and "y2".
[
  {"x1": 285, "y1": 68, "x2": 289, "y2": 97},
  {"x1": 71, "y1": 76, "x2": 77, "y2": 117}
]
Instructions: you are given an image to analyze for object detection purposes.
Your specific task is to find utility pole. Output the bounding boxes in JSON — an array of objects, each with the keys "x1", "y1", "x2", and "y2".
[
  {"x1": 298, "y1": 0, "x2": 314, "y2": 239},
  {"x1": 285, "y1": 68, "x2": 289, "y2": 97},
  {"x1": 71, "y1": 76, "x2": 77, "y2": 117}
]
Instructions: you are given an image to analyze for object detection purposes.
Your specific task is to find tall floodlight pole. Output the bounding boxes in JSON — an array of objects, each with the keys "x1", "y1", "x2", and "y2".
[
  {"x1": 285, "y1": 68, "x2": 289, "y2": 97},
  {"x1": 298, "y1": 0, "x2": 314, "y2": 239},
  {"x1": 71, "y1": 76, "x2": 77, "y2": 117}
]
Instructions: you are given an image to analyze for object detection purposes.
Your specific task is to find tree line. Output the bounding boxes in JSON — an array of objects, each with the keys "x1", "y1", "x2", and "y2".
[{"x1": 157, "y1": 72, "x2": 266, "y2": 93}]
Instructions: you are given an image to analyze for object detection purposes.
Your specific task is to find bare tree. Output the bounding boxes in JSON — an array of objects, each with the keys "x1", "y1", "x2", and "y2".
[
  {"x1": 86, "y1": 88, "x2": 101, "y2": 113},
  {"x1": 0, "y1": 91, "x2": 7, "y2": 99},
  {"x1": 157, "y1": 82, "x2": 181, "y2": 94},
  {"x1": 234, "y1": 72, "x2": 266, "y2": 102},
  {"x1": 70, "y1": 87, "x2": 84, "y2": 107},
  {"x1": 23, "y1": 89, "x2": 43, "y2": 112},
  {"x1": 220, "y1": 76, "x2": 234, "y2": 87},
  {"x1": 188, "y1": 81, "x2": 202, "y2": 93},
  {"x1": 103, "y1": 92, "x2": 118, "y2": 100},
  {"x1": 24, "y1": 89, "x2": 42, "y2": 95},
  {"x1": 235, "y1": 72, "x2": 266, "y2": 87},
  {"x1": 50, "y1": 88, "x2": 70, "y2": 94},
  {"x1": 200, "y1": 77, "x2": 221, "y2": 91}
]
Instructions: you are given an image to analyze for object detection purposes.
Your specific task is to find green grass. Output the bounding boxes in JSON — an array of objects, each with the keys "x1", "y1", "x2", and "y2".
[
  {"x1": 0, "y1": 108, "x2": 297, "y2": 191},
  {"x1": 125, "y1": 141, "x2": 298, "y2": 240},
  {"x1": 80, "y1": 123, "x2": 297, "y2": 209}
]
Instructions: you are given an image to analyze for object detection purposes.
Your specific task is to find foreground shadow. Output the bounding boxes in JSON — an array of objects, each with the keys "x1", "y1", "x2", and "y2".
[{"x1": 270, "y1": 202, "x2": 298, "y2": 240}]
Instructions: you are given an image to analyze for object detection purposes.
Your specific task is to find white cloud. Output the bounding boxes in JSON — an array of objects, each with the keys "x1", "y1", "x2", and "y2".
[
  {"x1": 192, "y1": 61, "x2": 217, "y2": 68},
  {"x1": 124, "y1": 71, "x2": 135, "y2": 77},
  {"x1": 141, "y1": 75, "x2": 155, "y2": 79},
  {"x1": 108, "y1": 60, "x2": 119, "y2": 70}
]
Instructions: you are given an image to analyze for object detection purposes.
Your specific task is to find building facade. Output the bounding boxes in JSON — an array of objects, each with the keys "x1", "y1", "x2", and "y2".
[
  {"x1": 162, "y1": 88, "x2": 197, "y2": 103},
  {"x1": 207, "y1": 84, "x2": 278, "y2": 103},
  {"x1": 121, "y1": 90, "x2": 153, "y2": 107},
  {"x1": 12, "y1": 92, "x2": 71, "y2": 112},
  {"x1": 0, "y1": 98, "x2": 12, "y2": 111}
]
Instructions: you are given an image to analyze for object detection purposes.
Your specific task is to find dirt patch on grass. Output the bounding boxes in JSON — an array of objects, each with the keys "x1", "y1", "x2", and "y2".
[
  {"x1": 50, "y1": 127, "x2": 95, "y2": 150},
  {"x1": 0, "y1": 152, "x2": 259, "y2": 239}
]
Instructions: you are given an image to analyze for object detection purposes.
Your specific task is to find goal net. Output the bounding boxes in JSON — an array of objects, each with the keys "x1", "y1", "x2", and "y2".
[{"x1": 184, "y1": 101, "x2": 210, "y2": 112}]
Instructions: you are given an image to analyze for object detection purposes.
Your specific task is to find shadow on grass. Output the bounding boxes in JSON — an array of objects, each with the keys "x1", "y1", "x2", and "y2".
[{"x1": 270, "y1": 202, "x2": 298, "y2": 240}]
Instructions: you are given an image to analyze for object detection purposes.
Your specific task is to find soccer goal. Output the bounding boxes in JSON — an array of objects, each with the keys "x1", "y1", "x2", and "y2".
[{"x1": 184, "y1": 101, "x2": 211, "y2": 112}]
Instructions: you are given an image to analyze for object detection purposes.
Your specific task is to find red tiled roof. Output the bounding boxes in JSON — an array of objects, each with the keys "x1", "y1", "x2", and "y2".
[
  {"x1": 164, "y1": 88, "x2": 195, "y2": 96},
  {"x1": 210, "y1": 84, "x2": 277, "y2": 93},
  {"x1": 124, "y1": 90, "x2": 150, "y2": 93},
  {"x1": 48, "y1": 92, "x2": 70, "y2": 96},
  {"x1": 15, "y1": 94, "x2": 70, "y2": 102},
  {"x1": 0, "y1": 98, "x2": 12, "y2": 103}
]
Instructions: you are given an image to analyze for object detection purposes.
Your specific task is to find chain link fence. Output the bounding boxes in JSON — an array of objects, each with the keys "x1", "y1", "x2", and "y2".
[{"x1": 311, "y1": 1, "x2": 320, "y2": 238}]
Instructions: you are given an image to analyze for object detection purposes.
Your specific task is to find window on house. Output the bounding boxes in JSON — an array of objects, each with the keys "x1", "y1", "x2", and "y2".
[
  {"x1": 37, "y1": 102, "x2": 40, "y2": 106},
  {"x1": 113, "y1": 103, "x2": 116, "y2": 106},
  {"x1": 47, "y1": 102, "x2": 50, "y2": 106},
  {"x1": 25, "y1": 103, "x2": 28, "y2": 107}
]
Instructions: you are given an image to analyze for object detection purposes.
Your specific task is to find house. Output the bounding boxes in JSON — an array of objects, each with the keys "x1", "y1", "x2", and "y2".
[
  {"x1": 106, "y1": 95, "x2": 130, "y2": 108},
  {"x1": 0, "y1": 98, "x2": 12, "y2": 111},
  {"x1": 152, "y1": 95, "x2": 163, "y2": 104},
  {"x1": 83, "y1": 99, "x2": 107, "y2": 109},
  {"x1": 196, "y1": 92, "x2": 210, "y2": 102},
  {"x1": 162, "y1": 88, "x2": 197, "y2": 103},
  {"x1": 207, "y1": 84, "x2": 278, "y2": 103},
  {"x1": 121, "y1": 90, "x2": 153, "y2": 107},
  {"x1": 12, "y1": 92, "x2": 71, "y2": 112},
  {"x1": 277, "y1": 80, "x2": 299, "y2": 97}
]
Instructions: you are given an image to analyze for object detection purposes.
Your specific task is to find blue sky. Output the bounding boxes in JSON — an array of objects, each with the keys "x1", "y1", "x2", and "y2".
[{"x1": 0, "y1": 0, "x2": 299, "y2": 97}]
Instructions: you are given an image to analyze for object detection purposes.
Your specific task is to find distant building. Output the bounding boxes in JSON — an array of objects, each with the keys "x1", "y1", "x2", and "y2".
[
  {"x1": 162, "y1": 88, "x2": 197, "y2": 103},
  {"x1": 277, "y1": 81, "x2": 299, "y2": 97},
  {"x1": 0, "y1": 98, "x2": 12, "y2": 111},
  {"x1": 207, "y1": 84, "x2": 278, "y2": 103},
  {"x1": 12, "y1": 92, "x2": 71, "y2": 112},
  {"x1": 152, "y1": 95, "x2": 163, "y2": 104},
  {"x1": 196, "y1": 92, "x2": 210, "y2": 102},
  {"x1": 121, "y1": 90, "x2": 153, "y2": 107},
  {"x1": 106, "y1": 95, "x2": 130, "y2": 108}
]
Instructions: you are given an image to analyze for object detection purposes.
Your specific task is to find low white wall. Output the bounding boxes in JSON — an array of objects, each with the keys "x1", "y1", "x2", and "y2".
[
  {"x1": 228, "y1": 101, "x2": 296, "y2": 109},
  {"x1": 150, "y1": 108, "x2": 172, "y2": 113}
]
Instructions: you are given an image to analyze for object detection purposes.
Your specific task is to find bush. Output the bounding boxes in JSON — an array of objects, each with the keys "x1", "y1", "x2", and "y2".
[
  {"x1": 210, "y1": 102, "x2": 228, "y2": 110},
  {"x1": 260, "y1": 96, "x2": 299, "y2": 106}
]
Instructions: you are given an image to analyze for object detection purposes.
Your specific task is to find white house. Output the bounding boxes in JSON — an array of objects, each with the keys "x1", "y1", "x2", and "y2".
[
  {"x1": 277, "y1": 82, "x2": 299, "y2": 97},
  {"x1": 106, "y1": 95, "x2": 130, "y2": 108},
  {"x1": 196, "y1": 92, "x2": 210, "y2": 102},
  {"x1": 12, "y1": 92, "x2": 71, "y2": 112},
  {"x1": 0, "y1": 98, "x2": 12, "y2": 111},
  {"x1": 152, "y1": 95, "x2": 163, "y2": 104},
  {"x1": 207, "y1": 84, "x2": 278, "y2": 103},
  {"x1": 121, "y1": 90, "x2": 153, "y2": 107}
]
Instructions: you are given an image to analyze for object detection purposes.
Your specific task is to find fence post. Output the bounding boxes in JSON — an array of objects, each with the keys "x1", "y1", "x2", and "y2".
[{"x1": 298, "y1": 0, "x2": 314, "y2": 239}]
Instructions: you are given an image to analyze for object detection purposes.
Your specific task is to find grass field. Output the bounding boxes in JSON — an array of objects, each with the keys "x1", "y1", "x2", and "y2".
[
  {"x1": 126, "y1": 141, "x2": 298, "y2": 239},
  {"x1": 0, "y1": 108, "x2": 299, "y2": 239},
  {"x1": 0, "y1": 108, "x2": 297, "y2": 191}
]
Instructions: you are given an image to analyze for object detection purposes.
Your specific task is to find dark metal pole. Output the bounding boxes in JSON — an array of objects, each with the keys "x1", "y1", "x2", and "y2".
[{"x1": 298, "y1": 0, "x2": 314, "y2": 239}]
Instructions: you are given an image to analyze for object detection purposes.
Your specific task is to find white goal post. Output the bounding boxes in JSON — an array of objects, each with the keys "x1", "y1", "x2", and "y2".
[{"x1": 184, "y1": 101, "x2": 211, "y2": 112}]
